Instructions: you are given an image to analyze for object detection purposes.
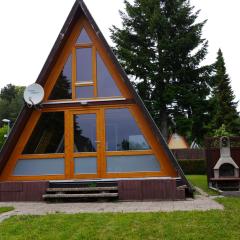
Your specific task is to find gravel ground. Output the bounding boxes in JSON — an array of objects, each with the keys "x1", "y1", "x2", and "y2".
[{"x1": 0, "y1": 195, "x2": 223, "y2": 222}]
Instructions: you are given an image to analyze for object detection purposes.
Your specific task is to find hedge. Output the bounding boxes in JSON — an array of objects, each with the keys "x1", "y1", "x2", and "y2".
[{"x1": 178, "y1": 159, "x2": 206, "y2": 175}]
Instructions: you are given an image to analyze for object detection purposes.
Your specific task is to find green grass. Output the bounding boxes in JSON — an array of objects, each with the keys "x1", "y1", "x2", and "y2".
[
  {"x1": 0, "y1": 197, "x2": 239, "y2": 240},
  {"x1": 0, "y1": 207, "x2": 14, "y2": 214},
  {"x1": 186, "y1": 175, "x2": 219, "y2": 195}
]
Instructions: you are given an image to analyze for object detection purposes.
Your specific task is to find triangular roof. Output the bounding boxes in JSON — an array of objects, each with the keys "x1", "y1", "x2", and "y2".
[
  {"x1": 168, "y1": 133, "x2": 189, "y2": 149},
  {"x1": 0, "y1": 0, "x2": 192, "y2": 194}
]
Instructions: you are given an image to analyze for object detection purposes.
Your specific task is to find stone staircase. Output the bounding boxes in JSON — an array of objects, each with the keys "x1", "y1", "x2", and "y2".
[{"x1": 43, "y1": 180, "x2": 119, "y2": 202}]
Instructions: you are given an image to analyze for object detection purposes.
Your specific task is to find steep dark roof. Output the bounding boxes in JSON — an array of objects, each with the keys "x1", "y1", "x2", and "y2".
[{"x1": 0, "y1": 0, "x2": 193, "y2": 194}]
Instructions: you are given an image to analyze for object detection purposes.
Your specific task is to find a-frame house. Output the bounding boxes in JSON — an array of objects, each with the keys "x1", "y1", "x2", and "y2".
[{"x1": 0, "y1": 0, "x2": 193, "y2": 201}]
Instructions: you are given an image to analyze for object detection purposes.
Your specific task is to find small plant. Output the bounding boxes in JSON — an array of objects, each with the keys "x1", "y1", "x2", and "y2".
[{"x1": 213, "y1": 124, "x2": 233, "y2": 137}]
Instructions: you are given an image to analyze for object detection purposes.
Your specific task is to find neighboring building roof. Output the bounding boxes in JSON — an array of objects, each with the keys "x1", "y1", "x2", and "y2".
[
  {"x1": 0, "y1": 0, "x2": 193, "y2": 195},
  {"x1": 168, "y1": 133, "x2": 189, "y2": 149}
]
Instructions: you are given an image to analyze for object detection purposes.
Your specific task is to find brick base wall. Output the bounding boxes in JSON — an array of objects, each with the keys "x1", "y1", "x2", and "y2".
[
  {"x1": 118, "y1": 179, "x2": 185, "y2": 201},
  {"x1": 0, "y1": 181, "x2": 49, "y2": 201}
]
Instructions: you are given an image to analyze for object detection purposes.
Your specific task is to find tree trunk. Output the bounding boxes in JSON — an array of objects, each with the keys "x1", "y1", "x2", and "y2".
[{"x1": 159, "y1": 109, "x2": 168, "y2": 141}]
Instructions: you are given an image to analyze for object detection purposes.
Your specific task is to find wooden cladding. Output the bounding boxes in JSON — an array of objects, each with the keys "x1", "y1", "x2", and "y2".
[{"x1": 1, "y1": 104, "x2": 177, "y2": 181}]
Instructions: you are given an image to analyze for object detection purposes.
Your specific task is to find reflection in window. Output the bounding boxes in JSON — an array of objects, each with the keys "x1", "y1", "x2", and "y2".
[
  {"x1": 49, "y1": 55, "x2": 72, "y2": 100},
  {"x1": 107, "y1": 155, "x2": 160, "y2": 173},
  {"x1": 76, "y1": 28, "x2": 92, "y2": 44},
  {"x1": 105, "y1": 108, "x2": 150, "y2": 151},
  {"x1": 76, "y1": 48, "x2": 92, "y2": 82},
  {"x1": 23, "y1": 112, "x2": 64, "y2": 154},
  {"x1": 76, "y1": 86, "x2": 94, "y2": 98},
  {"x1": 74, "y1": 157, "x2": 97, "y2": 174},
  {"x1": 14, "y1": 158, "x2": 65, "y2": 176},
  {"x1": 97, "y1": 53, "x2": 121, "y2": 97},
  {"x1": 74, "y1": 114, "x2": 96, "y2": 152}
]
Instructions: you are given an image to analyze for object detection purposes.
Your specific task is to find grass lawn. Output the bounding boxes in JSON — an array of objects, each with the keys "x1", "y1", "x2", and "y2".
[
  {"x1": 186, "y1": 175, "x2": 219, "y2": 195},
  {"x1": 0, "y1": 207, "x2": 14, "y2": 214},
  {"x1": 0, "y1": 197, "x2": 239, "y2": 240}
]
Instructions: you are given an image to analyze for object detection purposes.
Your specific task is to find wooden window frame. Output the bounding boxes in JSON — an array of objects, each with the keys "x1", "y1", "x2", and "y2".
[
  {"x1": 3, "y1": 104, "x2": 177, "y2": 181},
  {"x1": 0, "y1": 17, "x2": 178, "y2": 181},
  {"x1": 72, "y1": 43, "x2": 97, "y2": 99},
  {"x1": 45, "y1": 19, "x2": 128, "y2": 104}
]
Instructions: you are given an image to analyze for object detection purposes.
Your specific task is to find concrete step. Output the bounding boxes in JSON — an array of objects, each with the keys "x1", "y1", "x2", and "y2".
[
  {"x1": 46, "y1": 186, "x2": 118, "y2": 192},
  {"x1": 43, "y1": 192, "x2": 118, "y2": 199}
]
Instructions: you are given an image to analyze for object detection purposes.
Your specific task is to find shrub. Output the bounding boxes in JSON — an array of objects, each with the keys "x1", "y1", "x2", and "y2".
[{"x1": 178, "y1": 159, "x2": 206, "y2": 175}]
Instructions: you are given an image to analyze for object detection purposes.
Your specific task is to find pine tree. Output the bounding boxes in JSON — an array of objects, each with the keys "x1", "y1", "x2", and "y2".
[
  {"x1": 209, "y1": 49, "x2": 239, "y2": 135},
  {"x1": 111, "y1": 0, "x2": 212, "y2": 141}
]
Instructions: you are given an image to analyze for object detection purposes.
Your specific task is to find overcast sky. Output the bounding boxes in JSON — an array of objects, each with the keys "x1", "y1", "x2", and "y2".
[{"x1": 0, "y1": 0, "x2": 239, "y2": 109}]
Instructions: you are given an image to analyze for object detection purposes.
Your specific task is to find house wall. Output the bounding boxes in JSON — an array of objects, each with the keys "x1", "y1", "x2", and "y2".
[
  {"x1": 0, "y1": 179, "x2": 185, "y2": 201},
  {"x1": 0, "y1": 181, "x2": 48, "y2": 201}
]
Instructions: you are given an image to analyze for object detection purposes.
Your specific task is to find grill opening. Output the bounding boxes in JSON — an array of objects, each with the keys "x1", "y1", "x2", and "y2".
[{"x1": 219, "y1": 163, "x2": 235, "y2": 177}]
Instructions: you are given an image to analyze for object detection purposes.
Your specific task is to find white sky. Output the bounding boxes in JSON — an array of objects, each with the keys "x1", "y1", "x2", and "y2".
[{"x1": 0, "y1": 0, "x2": 239, "y2": 110}]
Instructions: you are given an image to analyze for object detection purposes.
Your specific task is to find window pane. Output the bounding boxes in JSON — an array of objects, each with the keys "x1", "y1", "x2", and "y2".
[
  {"x1": 76, "y1": 28, "x2": 92, "y2": 44},
  {"x1": 76, "y1": 48, "x2": 92, "y2": 82},
  {"x1": 107, "y1": 155, "x2": 160, "y2": 173},
  {"x1": 13, "y1": 158, "x2": 64, "y2": 176},
  {"x1": 76, "y1": 86, "x2": 94, "y2": 98},
  {"x1": 23, "y1": 112, "x2": 64, "y2": 154},
  {"x1": 49, "y1": 54, "x2": 72, "y2": 100},
  {"x1": 105, "y1": 108, "x2": 150, "y2": 151},
  {"x1": 74, "y1": 157, "x2": 97, "y2": 174},
  {"x1": 74, "y1": 114, "x2": 96, "y2": 152},
  {"x1": 97, "y1": 52, "x2": 122, "y2": 97}
]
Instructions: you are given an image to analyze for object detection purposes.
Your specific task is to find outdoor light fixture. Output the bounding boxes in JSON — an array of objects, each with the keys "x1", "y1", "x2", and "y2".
[{"x1": 2, "y1": 118, "x2": 11, "y2": 138}]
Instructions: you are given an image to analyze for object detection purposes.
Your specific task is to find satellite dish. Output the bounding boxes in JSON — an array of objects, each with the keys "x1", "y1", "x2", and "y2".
[{"x1": 24, "y1": 83, "x2": 44, "y2": 106}]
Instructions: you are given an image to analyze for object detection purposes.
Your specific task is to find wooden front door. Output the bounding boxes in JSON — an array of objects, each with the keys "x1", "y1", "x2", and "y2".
[{"x1": 69, "y1": 109, "x2": 102, "y2": 179}]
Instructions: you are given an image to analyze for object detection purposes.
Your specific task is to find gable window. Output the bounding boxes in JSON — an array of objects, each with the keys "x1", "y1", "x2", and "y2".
[
  {"x1": 49, "y1": 55, "x2": 72, "y2": 100},
  {"x1": 48, "y1": 27, "x2": 122, "y2": 101}
]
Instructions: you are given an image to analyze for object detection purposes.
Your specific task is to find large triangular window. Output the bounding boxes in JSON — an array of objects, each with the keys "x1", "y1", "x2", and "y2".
[
  {"x1": 22, "y1": 112, "x2": 64, "y2": 154},
  {"x1": 49, "y1": 55, "x2": 72, "y2": 100},
  {"x1": 48, "y1": 27, "x2": 122, "y2": 100}
]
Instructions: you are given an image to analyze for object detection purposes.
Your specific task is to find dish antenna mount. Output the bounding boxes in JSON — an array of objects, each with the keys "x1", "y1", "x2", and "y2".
[{"x1": 23, "y1": 83, "x2": 44, "y2": 108}]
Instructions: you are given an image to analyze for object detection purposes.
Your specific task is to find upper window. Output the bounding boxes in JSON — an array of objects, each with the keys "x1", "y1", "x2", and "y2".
[
  {"x1": 48, "y1": 27, "x2": 122, "y2": 100},
  {"x1": 23, "y1": 112, "x2": 64, "y2": 154},
  {"x1": 76, "y1": 28, "x2": 92, "y2": 44},
  {"x1": 49, "y1": 55, "x2": 72, "y2": 100},
  {"x1": 97, "y1": 53, "x2": 121, "y2": 97},
  {"x1": 105, "y1": 108, "x2": 150, "y2": 151},
  {"x1": 76, "y1": 48, "x2": 92, "y2": 83}
]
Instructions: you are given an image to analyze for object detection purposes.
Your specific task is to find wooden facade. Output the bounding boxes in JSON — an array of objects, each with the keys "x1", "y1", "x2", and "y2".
[{"x1": 0, "y1": 0, "x2": 193, "y2": 200}]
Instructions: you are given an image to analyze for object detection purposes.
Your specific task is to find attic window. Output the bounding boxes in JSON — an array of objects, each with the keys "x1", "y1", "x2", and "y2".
[
  {"x1": 48, "y1": 26, "x2": 123, "y2": 100},
  {"x1": 76, "y1": 28, "x2": 92, "y2": 44}
]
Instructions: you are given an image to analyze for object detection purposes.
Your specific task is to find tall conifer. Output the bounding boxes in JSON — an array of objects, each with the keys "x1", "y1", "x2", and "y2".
[
  {"x1": 209, "y1": 49, "x2": 239, "y2": 134},
  {"x1": 111, "y1": 0, "x2": 212, "y2": 141}
]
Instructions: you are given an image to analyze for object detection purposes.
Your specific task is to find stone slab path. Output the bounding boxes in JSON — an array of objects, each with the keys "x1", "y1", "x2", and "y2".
[{"x1": 0, "y1": 195, "x2": 223, "y2": 222}]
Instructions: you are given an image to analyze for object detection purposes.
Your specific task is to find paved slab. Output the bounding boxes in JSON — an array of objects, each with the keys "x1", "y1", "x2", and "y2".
[{"x1": 0, "y1": 195, "x2": 223, "y2": 222}]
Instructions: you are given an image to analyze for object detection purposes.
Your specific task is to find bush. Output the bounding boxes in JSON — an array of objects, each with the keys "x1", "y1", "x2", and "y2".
[{"x1": 178, "y1": 159, "x2": 206, "y2": 175}]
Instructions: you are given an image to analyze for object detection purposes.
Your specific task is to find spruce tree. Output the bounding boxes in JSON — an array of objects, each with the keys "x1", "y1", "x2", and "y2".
[
  {"x1": 209, "y1": 49, "x2": 239, "y2": 135},
  {"x1": 111, "y1": 0, "x2": 212, "y2": 142}
]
